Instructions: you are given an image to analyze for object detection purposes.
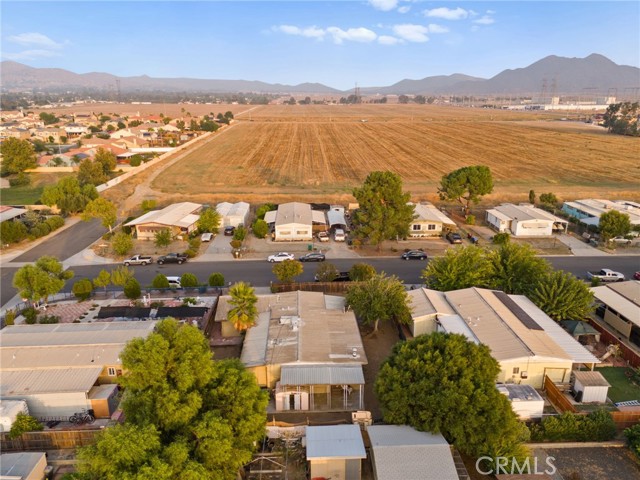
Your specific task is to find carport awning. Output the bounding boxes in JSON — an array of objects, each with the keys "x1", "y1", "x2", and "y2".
[{"x1": 280, "y1": 364, "x2": 364, "y2": 386}]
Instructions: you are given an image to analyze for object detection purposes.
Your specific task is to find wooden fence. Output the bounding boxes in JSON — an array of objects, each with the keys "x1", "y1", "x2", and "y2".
[
  {"x1": 543, "y1": 375, "x2": 578, "y2": 413},
  {"x1": 610, "y1": 411, "x2": 640, "y2": 430},
  {"x1": 0, "y1": 429, "x2": 101, "y2": 452},
  {"x1": 588, "y1": 320, "x2": 640, "y2": 368},
  {"x1": 271, "y1": 282, "x2": 356, "y2": 294}
]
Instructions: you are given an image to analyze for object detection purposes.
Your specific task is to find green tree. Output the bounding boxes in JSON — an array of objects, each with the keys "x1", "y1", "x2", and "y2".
[
  {"x1": 272, "y1": 259, "x2": 303, "y2": 283},
  {"x1": 603, "y1": 102, "x2": 640, "y2": 136},
  {"x1": 78, "y1": 320, "x2": 268, "y2": 479},
  {"x1": 538, "y1": 192, "x2": 558, "y2": 206},
  {"x1": 111, "y1": 265, "x2": 134, "y2": 288},
  {"x1": 111, "y1": 232, "x2": 133, "y2": 256},
  {"x1": 438, "y1": 165, "x2": 494, "y2": 214},
  {"x1": 152, "y1": 274, "x2": 170, "y2": 289},
  {"x1": 421, "y1": 245, "x2": 494, "y2": 291},
  {"x1": 227, "y1": 282, "x2": 258, "y2": 331},
  {"x1": 252, "y1": 219, "x2": 269, "y2": 239},
  {"x1": 8, "y1": 413, "x2": 43, "y2": 439},
  {"x1": 529, "y1": 270, "x2": 594, "y2": 321},
  {"x1": 351, "y1": 171, "x2": 415, "y2": 250},
  {"x1": 375, "y1": 332, "x2": 529, "y2": 466},
  {"x1": 180, "y1": 273, "x2": 199, "y2": 288},
  {"x1": 0, "y1": 138, "x2": 37, "y2": 175},
  {"x1": 77, "y1": 159, "x2": 107, "y2": 186},
  {"x1": 72, "y1": 278, "x2": 94, "y2": 301},
  {"x1": 529, "y1": 189, "x2": 536, "y2": 205},
  {"x1": 349, "y1": 262, "x2": 377, "y2": 282},
  {"x1": 233, "y1": 225, "x2": 247, "y2": 241},
  {"x1": 155, "y1": 228, "x2": 172, "y2": 248},
  {"x1": 42, "y1": 175, "x2": 98, "y2": 215},
  {"x1": 255, "y1": 203, "x2": 276, "y2": 220},
  {"x1": 93, "y1": 269, "x2": 111, "y2": 293},
  {"x1": 198, "y1": 208, "x2": 221, "y2": 233},
  {"x1": 82, "y1": 197, "x2": 117, "y2": 233},
  {"x1": 489, "y1": 243, "x2": 551, "y2": 295},
  {"x1": 208, "y1": 272, "x2": 225, "y2": 287},
  {"x1": 141, "y1": 199, "x2": 157, "y2": 212},
  {"x1": 39, "y1": 111, "x2": 59, "y2": 125},
  {"x1": 0, "y1": 220, "x2": 28, "y2": 244},
  {"x1": 94, "y1": 147, "x2": 117, "y2": 175},
  {"x1": 314, "y1": 262, "x2": 339, "y2": 282},
  {"x1": 599, "y1": 210, "x2": 631, "y2": 243},
  {"x1": 12, "y1": 256, "x2": 73, "y2": 306},
  {"x1": 346, "y1": 273, "x2": 411, "y2": 332},
  {"x1": 124, "y1": 278, "x2": 141, "y2": 300}
]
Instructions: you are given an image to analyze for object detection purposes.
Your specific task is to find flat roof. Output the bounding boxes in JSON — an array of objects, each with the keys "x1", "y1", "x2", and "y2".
[
  {"x1": 275, "y1": 202, "x2": 312, "y2": 226},
  {"x1": 592, "y1": 281, "x2": 640, "y2": 327},
  {"x1": 0, "y1": 206, "x2": 27, "y2": 222},
  {"x1": 497, "y1": 383, "x2": 544, "y2": 402},
  {"x1": 0, "y1": 452, "x2": 46, "y2": 478},
  {"x1": 488, "y1": 203, "x2": 567, "y2": 224},
  {"x1": 412, "y1": 202, "x2": 456, "y2": 225},
  {"x1": 124, "y1": 202, "x2": 201, "y2": 227},
  {"x1": 563, "y1": 199, "x2": 640, "y2": 224},
  {"x1": 1, "y1": 344, "x2": 125, "y2": 369},
  {"x1": 367, "y1": 425, "x2": 458, "y2": 480},
  {"x1": 573, "y1": 370, "x2": 611, "y2": 387},
  {"x1": 306, "y1": 425, "x2": 366, "y2": 460},
  {"x1": 1, "y1": 367, "x2": 103, "y2": 395},
  {"x1": 280, "y1": 364, "x2": 365, "y2": 385}
]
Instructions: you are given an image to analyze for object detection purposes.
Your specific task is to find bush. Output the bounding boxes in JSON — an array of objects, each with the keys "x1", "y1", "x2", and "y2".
[
  {"x1": 532, "y1": 410, "x2": 617, "y2": 442},
  {"x1": 9, "y1": 173, "x2": 31, "y2": 187},
  {"x1": 8, "y1": 413, "x2": 43, "y2": 439},
  {"x1": 111, "y1": 232, "x2": 133, "y2": 256},
  {"x1": 492, "y1": 232, "x2": 511, "y2": 245},
  {"x1": 184, "y1": 248, "x2": 198, "y2": 258},
  {"x1": 22, "y1": 307, "x2": 38, "y2": 324},
  {"x1": 124, "y1": 278, "x2": 141, "y2": 300},
  {"x1": 0, "y1": 220, "x2": 28, "y2": 244},
  {"x1": 182, "y1": 297, "x2": 197, "y2": 306},
  {"x1": 233, "y1": 225, "x2": 247, "y2": 241},
  {"x1": 151, "y1": 274, "x2": 169, "y2": 289},
  {"x1": 29, "y1": 222, "x2": 51, "y2": 239},
  {"x1": 625, "y1": 424, "x2": 640, "y2": 458},
  {"x1": 256, "y1": 203, "x2": 276, "y2": 220},
  {"x1": 141, "y1": 199, "x2": 157, "y2": 212},
  {"x1": 230, "y1": 239, "x2": 242, "y2": 249},
  {"x1": 154, "y1": 228, "x2": 172, "y2": 248},
  {"x1": 465, "y1": 214, "x2": 476, "y2": 225},
  {"x1": 180, "y1": 273, "x2": 199, "y2": 288},
  {"x1": 4, "y1": 309, "x2": 16, "y2": 326},
  {"x1": 252, "y1": 219, "x2": 269, "y2": 239},
  {"x1": 188, "y1": 237, "x2": 201, "y2": 250},
  {"x1": 208, "y1": 272, "x2": 225, "y2": 287},
  {"x1": 72, "y1": 278, "x2": 94, "y2": 301},
  {"x1": 45, "y1": 215, "x2": 65, "y2": 231},
  {"x1": 39, "y1": 314, "x2": 60, "y2": 324}
]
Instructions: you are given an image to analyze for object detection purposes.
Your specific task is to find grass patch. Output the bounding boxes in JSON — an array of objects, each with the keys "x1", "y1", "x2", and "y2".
[
  {"x1": 0, "y1": 185, "x2": 44, "y2": 205},
  {"x1": 596, "y1": 366, "x2": 640, "y2": 403}
]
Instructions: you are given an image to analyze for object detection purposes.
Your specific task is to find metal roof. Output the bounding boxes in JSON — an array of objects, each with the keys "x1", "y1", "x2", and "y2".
[
  {"x1": 509, "y1": 295, "x2": 600, "y2": 364},
  {"x1": 124, "y1": 202, "x2": 201, "y2": 227},
  {"x1": 280, "y1": 364, "x2": 365, "y2": 385},
  {"x1": 0, "y1": 452, "x2": 46, "y2": 478},
  {"x1": 327, "y1": 209, "x2": 346, "y2": 227},
  {"x1": 1, "y1": 367, "x2": 103, "y2": 395},
  {"x1": 562, "y1": 199, "x2": 640, "y2": 225},
  {"x1": 216, "y1": 201, "x2": 249, "y2": 217},
  {"x1": 1, "y1": 345, "x2": 125, "y2": 369},
  {"x1": 306, "y1": 425, "x2": 366, "y2": 460},
  {"x1": 573, "y1": 370, "x2": 611, "y2": 387},
  {"x1": 437, "y1": 314, "x2": 479, "y2": 343},
  {"x1": 498, "y1": 383, "x2": 544, "y2": 402},
  {"x1": 488, "y1": 203, "x2": 567, "y2": 224},
  {"x1": 367, "y1": 425, "x2": 458, "y2": 480},
  {"x1": 411, "y1": 202, "x2": 456, "y2": 225},
  {"x1": 0, "y1": 206, "x2": 27, "y2": 222},
  {"x1": 275, "y1": 202, "x2": 312, "y2": 226},
  {"x1": 592, "y1": 281, "x2": 640, "y2": 327},
  {"x1": 240, "y1": 311, "x2": 271, "y2": 366}
]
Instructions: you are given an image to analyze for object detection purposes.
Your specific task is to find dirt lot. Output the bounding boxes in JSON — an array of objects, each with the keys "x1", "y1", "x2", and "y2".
[{"x1": 544, "y1": 447, "x2": 640, "y2": 480}]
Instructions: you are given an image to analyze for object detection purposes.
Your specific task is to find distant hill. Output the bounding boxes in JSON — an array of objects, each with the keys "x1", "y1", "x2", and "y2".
[{"x1": 2, "y1": 54, "x2": 638, "y2": 95}]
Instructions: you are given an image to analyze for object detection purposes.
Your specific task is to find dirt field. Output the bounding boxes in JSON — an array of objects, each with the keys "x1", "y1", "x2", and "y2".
[
  {"x1": 136, "y1": 104, "x2": 639, "y2": 206},
  {"x1": 544, "y1": 447, "x2": 640, "y2": 480}
]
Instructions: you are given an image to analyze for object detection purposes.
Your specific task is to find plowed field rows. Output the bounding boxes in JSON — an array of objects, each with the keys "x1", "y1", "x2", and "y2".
[{"x1": 153, "y1": 105, "x2": 639, "y2": 203}]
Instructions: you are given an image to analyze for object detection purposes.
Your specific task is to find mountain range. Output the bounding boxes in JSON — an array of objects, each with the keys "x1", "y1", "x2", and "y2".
[{"x1": 2, "y1": 54, "x2": 639, "y2": 96}]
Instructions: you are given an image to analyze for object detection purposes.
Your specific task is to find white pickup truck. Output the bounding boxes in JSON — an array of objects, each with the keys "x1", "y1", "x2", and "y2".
[
  {"x1": 586, "y1": 269, "x2": 625, "y2": 282},
  {"x1": 123, "y1": 255, "x2": 153, "y2": 266}
]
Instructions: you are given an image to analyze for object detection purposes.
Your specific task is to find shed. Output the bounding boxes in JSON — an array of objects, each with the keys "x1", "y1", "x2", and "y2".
[
  {"x1": 306, "y1": 425, "x2": 366, "y2": 480},
  {"x1": 497, "y1": 383, "x2": 544, "y2": 419},
  {"x1": 572, "y1": 370, "x2": 610, "y2": 403},
  {"x1": 0, "y1": 452, "x2": 47, "y2": 480},
  {"x1": 88, "y1": 384, "x2": 120, "y2": 419},
  {"x1": 216, "y1": 201, "x2": 250, "y2": 228},
  {"x1": 0, "y1": 399, "x2": 29, "y2": 432}
]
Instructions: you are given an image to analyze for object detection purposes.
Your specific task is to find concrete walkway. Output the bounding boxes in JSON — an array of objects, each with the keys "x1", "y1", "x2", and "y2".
[{"x1": 555, "y1": 232, "x2": 610, "y2": 257}]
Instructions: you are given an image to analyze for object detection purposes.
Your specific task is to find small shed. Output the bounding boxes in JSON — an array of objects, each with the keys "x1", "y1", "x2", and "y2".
[
  {"x1": 306, "y1": 425, "x2": 366, "y2": 480},
  {"x1": 497, "y1": 383, "x2": 544, "y2": 419},
  {"x1": 572, "y1": 370, "x2": 610, "y2": 403},
  {"x1": 0, "y1": 452, "x2": 48, "y2": 480},
  {"x1": 327, "y1": 205, "x2": 348, "y2": 233}
]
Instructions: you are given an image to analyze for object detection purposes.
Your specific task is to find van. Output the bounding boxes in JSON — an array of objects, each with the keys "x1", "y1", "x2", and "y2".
[
  {"x1": 166, "y1": 276, "x2": 182, "y2": 289},
  {"x1": 334, "y1": 228, "x2": 346, "y2": 242}
]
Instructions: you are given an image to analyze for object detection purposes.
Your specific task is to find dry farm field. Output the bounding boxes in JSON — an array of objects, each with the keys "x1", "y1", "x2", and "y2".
[{"x1": 97, "y1": 104, "x2": 639, "y2": 209}]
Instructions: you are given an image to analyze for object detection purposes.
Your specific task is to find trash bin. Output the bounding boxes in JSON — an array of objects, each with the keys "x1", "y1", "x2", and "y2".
[
  {"x1": 308, "y1": 244, "x2": 313, "y2": 251},
  {"x1": 233, "y1": 250, "x2": 240, "y2": 258}
]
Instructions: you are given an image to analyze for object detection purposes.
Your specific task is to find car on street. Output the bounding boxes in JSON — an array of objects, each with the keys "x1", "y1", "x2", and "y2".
[
  {"x1": 299, "y1": 252, "x2": 326, "y2": 262},
  {"x1": 201, "y1": 232, "x2": 213, "y2": 242},
  {"x1": 157, "y1": 253, "x2": 188, "y2": 265},
  {"x1": 314, "y1": 271, "x2": 351, "y2": 282},
  {"x1": 401, "y1": 250, "x2": 427, "y2": 261},
  {"x1": 224, "y1": 226, "x2": 235, "y2": 236},
  {"x1": 634, "y1": 271, "x2": 640, "y2": 280},
  {"x1": 608, "y1": 236, "x2": 633, "y2": 245},
  {"x1": 446, "y1": 232, "x2": 463, "y2": 244},
  {"x1": 123, "y1": 255, "x2": 153, "y2": 266},
  {"x1": 267, "y1": 252, "x2": 295, "y2": 263}
]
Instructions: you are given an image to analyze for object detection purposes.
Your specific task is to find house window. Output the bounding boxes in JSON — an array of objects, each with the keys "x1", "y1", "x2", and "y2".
[
  {"x1": 512, "y1": 367, "x2": 519, "y2": 375},
  {"x1": 296, "y1": 230, "x2": 308, "y2": 235},
  {"x1": 412, "y1": 224, "x2": 421, "y2": 231},
  {"x1": 107, "y1": 367, "x2": 116, "y2": 376},
  {"x1": 427, "y1": 224, "x2": 437, "y2": 230},
  {"x1": 280, "y1": 230, "x2": 291, "y2": 236}
]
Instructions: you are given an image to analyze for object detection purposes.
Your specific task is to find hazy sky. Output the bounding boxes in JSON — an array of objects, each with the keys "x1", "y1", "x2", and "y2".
[{"x1": 2, "y1": 1, "x2": 638, "y2": 90}]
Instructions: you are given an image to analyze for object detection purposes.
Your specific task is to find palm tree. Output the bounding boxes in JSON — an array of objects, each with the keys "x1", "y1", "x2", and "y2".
[{"x1": 227, "y1": 282, "x2": 258, "y2": 331}]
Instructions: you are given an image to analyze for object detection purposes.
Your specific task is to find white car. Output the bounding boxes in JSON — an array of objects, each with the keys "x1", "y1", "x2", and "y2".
[
  {"x1": 268, "y1": 252, "x2": 295, "y2": 263},
  {"x1": 201, "y1": 232, "x2": 213, "y2": 242}
]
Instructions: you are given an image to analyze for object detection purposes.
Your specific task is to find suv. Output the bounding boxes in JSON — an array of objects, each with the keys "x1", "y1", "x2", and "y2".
[
  {"x1": 446, "y1": 232, "x2": 463, "y2": 244},
  {"x1": 157, "y1": 253, "x2": 188, "y2": 265},
  {"x1": 224, "y1": 226, "x2": 236, "y2": 236},
  {"x1": 334, "y1": 228, "x2": 346, "y2": 242}
]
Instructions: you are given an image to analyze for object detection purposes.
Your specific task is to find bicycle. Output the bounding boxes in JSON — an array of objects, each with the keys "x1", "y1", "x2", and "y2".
[{"x1": 69, "y1": 409, "x2": 95, "y2": 425}]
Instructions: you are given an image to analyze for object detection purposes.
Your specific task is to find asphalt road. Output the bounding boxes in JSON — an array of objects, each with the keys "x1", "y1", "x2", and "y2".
[
  {"x1": 11, "y1": 219, "x2": 107, "y2": 263},
  {"x1": 4, "y1": 256, "x2": 638, "y2": 307}
]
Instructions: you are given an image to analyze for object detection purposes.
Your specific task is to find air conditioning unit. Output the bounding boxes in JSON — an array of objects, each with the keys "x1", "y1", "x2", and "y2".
[{"x1": 520, "y1": 371, "x2": 528, "y2": 379}]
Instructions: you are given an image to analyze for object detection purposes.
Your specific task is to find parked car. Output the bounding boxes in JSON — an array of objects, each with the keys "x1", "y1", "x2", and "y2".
[
  {"x1": 334, "y1": 228, "x2": 346, "y2": 242},
  {"x1": 166, "y1": 276, "x2": 182, "y2": 288},
  {"x1": 157, "y1": 253, "x2": 188, "y2": 265},
  {"x1": 401, "y1": 250, "x2": 427, "y2": 261},
  {"x1": 634, "y1": 271, "x2": 640, "y2": 280},
  {"x1": 446, "y1": 232, "x2": 463, "y2": 244},
  {"x1": 299, "y1": 252, "x2": 326, "y2": 262},
  {"x1": 224, "y1": 226, "x2": 235, "y2": 236},
  {"x1": 201, "y1": 232, "x2": 213, "y2": 242},
  {"x1": 267, "y1": 252, "x2": 295, "y2": 263},
  {"x1": 608, "y1": 236, "x2": 632, "y2": 245},
  {"x1": 314, "y1": 271, "x2": 351, "y2": 282},
  {"x1": 586, "y1": 269, "x2": 625, "y2": 282},
  {"x1": 317, "y1": 231, "x2": 330, "y2": 242},
  {"x1": 123, "y1": 255, "x2": 153, "y2": 266}
]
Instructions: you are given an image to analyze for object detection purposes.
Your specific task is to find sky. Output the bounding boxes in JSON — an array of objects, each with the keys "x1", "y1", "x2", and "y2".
[{"x1": 1, "y1": 1, "x2": 638, "y2": 90}]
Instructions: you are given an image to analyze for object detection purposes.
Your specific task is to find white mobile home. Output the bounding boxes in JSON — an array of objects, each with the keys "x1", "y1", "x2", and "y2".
[
  {"x1": 409, "y1": 202, "x2": 456, "y2": 237},
  {"x1": 486, "y1": 203, "x2": 567, "y2": 236},
  {"x1": 265, "y1": 202, "x2": 326, "y2": 241},
  {"x1": 216, "y1": 201, "x2": 250, "y2": 228}
]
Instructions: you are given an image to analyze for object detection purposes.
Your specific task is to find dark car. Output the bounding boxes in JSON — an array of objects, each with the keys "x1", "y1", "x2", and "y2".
[
  {"x1": 446, "y1": 232, "x2": 463, "y2": 244},
  {"x1": 224, "y1": 226, "x2": 236, "y2": 236},
  {"x1": 401, "y1": 250, "x2": 427, "y2": 261},
  {"x1": 314, "y1": 271, "x2": 351, "y2": 282},
  {"x1": 157, "y1": 253, "x2": 188, "y2": 265},
  {"x1": 299, "y1": 252, "x2": 326, "y2": 262},
  {"x1": 635, "y1": 271, "x2": 640, "y2": 281}
]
